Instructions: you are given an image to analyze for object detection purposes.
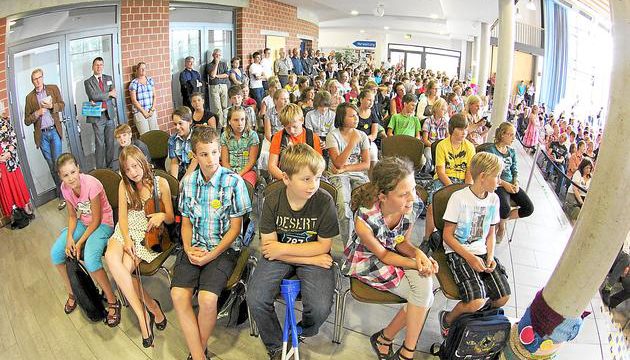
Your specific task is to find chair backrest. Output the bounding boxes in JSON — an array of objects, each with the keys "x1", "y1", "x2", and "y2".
[
  {"x1": 476, "y1": 142, "x2": 494, "y2": 153},
  {"x1": 139, "y1": 130, "x2": 170, "y2": 160},
  {"x1": 381, "y1": 135, "x2": 425, "y2": 170},
  {"x1": 351, "y1": 182, "x2": 429, "y2": 214},
  {"x1": 154, "y1": 169, "x2": 180, "y2": 208},
  {"x1": 263, "y1": 179, "x2": 337, "y2": 203},
  {"x1": 431, "y1": 138, "x2": 443, "y2": 167},
  {"x1": 89, "y1": 169, "x2": 122, "y2": 210},
  {"x1": 432, "y1": 183, "x2": 467, "y2": 231}
]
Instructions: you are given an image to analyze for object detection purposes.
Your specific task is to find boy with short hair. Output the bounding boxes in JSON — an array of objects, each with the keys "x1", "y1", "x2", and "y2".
[
  {"x1": 247, "y1": 144, "x2": 339, "y2": 360},
  {"x1": 171, "y1": 126, "x2": 252, "y2": 360},
  {"x1": 268, "y1": 103, "x2": 322, "y2": 180},
  {"x1": 168, "y1": 106, "x2": 197, "y2": 180},
  {"x1": 110, "y1": 124, "x2": 152, "y2": 172},
  {"x1": 387, "y1": 94, "x2": 422, "y2": 138},
  {"x1": 439, "y1": 152, "x2": 511, "y2": 337},
  {"x1": 223, "y1": 85, "x2": 257, "y2": 130}
]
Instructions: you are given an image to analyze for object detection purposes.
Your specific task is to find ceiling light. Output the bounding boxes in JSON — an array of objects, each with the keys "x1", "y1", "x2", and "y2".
[
  {"x1": 350, "y1": 10, "x2": 359, "y2": 16},
  {"x1": 430, "y1": 14, "x2": 438, "y2": 19},
  {"x1": 169, "y1": 6, "x2": 176, "y2": 10},
  {"x1": 374, "y1": 4, "x2": 385, "y2": 17},
  {"x1": 360, "y1": 29, "x2": 366, "y2": 33},
  {"x1": 526, "y1": 0, "x2": 536, "y2": 11},
  {"x1": 8, "y1": 20, "x2": 16, "y2": 26},
  {"x1": 383, "y1": 26, "x2": 390, "y2": 30}
]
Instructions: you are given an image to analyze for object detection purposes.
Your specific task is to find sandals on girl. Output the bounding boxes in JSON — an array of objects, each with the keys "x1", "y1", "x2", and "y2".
[
  {"x1": 392, "y1": 343, "x2": 416, "y2": 360},
  {"x1": 369, "y1": 329, "x2": 394, "y2": 359},
  {"x1": 64, "y1": 294, "x2": 77, "y2": 314},
  {"x1": 106, "y1": 299, "x2": 122, "y2": 327}
]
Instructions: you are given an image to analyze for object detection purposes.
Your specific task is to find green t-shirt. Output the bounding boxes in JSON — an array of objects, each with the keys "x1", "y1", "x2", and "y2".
[{"x1": 388, "y1": 113, "x2": 421, "y2": 137}]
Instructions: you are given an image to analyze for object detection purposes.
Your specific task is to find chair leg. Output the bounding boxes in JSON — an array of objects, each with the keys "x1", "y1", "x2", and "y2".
[
  {"x1": 117, "y1": 286, "x2": 129, "y2": 307},
  {"x1": 333, "y1": 289, "x2": 350, "y2": 344},
  {"x1": 159, "y1": 266, "x2": 171, "y2": 284}
]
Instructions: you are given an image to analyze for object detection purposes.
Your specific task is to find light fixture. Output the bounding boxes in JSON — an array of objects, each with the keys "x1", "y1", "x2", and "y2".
[
  {"x1": 360, "y1": 29, "x2": 366, "y2": 33},
  {"x1": 516, "y1": 7, "x2": 523, "y2": 20},
  {"x1": 430, "y1": 13, "x2": 438, "y2": 19},
  {"x1": 526, "y1": 0, "x2": 536, "y2": 11},
  {"x1": 169, "y1": 6, "x2": 176, "y2": 11},
  {"x1": 383, "y1": 26, "x2": 390, "y2": 30},
  {"x1": 8, "y1": 20, "x2": 16, "y2": 26},
  {"x1": 350, "y1": 10, "x2": 359, "y2": 16},
  {"x1": 374, "y1": 3, "x2": 385, "y2": 17}
]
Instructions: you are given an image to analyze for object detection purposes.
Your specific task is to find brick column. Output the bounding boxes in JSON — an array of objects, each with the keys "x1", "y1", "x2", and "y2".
[{"x1": 120, "y1": 0, "x2": 173, "y2": 133}]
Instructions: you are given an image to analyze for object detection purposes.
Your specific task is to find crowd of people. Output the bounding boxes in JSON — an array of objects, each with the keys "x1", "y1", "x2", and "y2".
[{"x1": 7, "y1": 46, "x2": 625, "y2": 360}]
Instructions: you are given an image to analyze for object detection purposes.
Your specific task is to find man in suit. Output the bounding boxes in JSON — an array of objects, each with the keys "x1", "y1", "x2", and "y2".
[
  {"x1": 84, "y1": 56, "x2": 118, "y2": 169},
  {"x1": 179, "y1": 56, "x2": 202, "y2": 109},
  {"x1": 325, "y1": 62, "x2": 337, "y2": 80},
  {"x1": 24, "y1": 68, "x2": 67, "y2": 210}
]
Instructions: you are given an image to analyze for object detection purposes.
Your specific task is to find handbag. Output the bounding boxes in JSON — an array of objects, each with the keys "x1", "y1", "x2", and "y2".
[
  {"x1": 81, "y1": 102, "x2": 103, "y2": 117},
  {"x1": 66, "y1": 257, "x2": 107, "y2": 322},
  {"x1": 143, "y1": 176, "x2": 171, "y2": 252}
]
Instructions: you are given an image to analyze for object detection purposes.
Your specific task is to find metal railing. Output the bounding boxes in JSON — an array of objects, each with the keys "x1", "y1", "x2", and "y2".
[{"x1": 491, "y1": 21, "x2": 544, "y2": 49}]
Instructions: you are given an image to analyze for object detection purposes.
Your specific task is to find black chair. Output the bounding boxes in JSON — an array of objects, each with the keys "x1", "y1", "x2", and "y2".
[{"x1": 140, "y1": 130, "x2": 170, "y2": 171}]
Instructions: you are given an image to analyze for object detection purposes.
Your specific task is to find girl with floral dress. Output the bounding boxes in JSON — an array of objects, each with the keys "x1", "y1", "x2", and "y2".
[
  {"x1": 0, "y1": 108, "x2": 33, "y2": 218},
  {"x1": 105, "y1": 145, "x2": 174, "y2": 348},
  {"x1": 342, "y1": 157, "x2": 438, "y2": 360}
]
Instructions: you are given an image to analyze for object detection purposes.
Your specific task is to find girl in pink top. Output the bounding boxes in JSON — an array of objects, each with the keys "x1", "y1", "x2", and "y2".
[{"x1": 50, "y1": 153, "x2": 120, "y2": 326}]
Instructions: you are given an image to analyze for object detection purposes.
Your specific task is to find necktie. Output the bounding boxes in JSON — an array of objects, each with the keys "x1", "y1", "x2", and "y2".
[{"x1": 98, "y1": 77, "x2": 106, "y2": 109}]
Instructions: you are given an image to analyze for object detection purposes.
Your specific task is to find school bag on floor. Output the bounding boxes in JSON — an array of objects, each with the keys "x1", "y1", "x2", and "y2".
[
  {"x1": 430, "y1": 306, "x2": 511, "y2": 360},
  {"x1": 66, "y1": 258, "x2": 107, "y2": 322}
]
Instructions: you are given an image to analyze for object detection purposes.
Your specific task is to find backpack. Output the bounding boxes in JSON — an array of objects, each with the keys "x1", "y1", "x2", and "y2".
[
  {"x1": 10, "y1": 207, "x2": 30, "y2": 230},
  {"x1": 217, "y1": 281, "x2": 249, "y2": 327},
  {"x1": 430, "y1": 307, "x2": 511, "y2": 360},
  {"x1": 66, "y1": 258, "x2": 107, "y2": 322},
  {"x1": 280, "y1": 128, "x2": 314, "y2": 152}
]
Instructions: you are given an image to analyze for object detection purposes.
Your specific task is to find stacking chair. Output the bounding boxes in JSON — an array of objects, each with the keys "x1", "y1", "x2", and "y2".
[
  {"x1": 139, "y1": 130, "x2": 170, "y2": 171},
  {"x1": 89, "y1": 169, "x2": 121, "y2": 222},
  {"x1": 475, "y1": 142, "x2": 494, "y2": 153},
  {"x1": 381, "y1": 135, "x2": 425, "y2": 171},
  {"x1": 332, "y1": 183, "x2": 429, "y2": 344}
]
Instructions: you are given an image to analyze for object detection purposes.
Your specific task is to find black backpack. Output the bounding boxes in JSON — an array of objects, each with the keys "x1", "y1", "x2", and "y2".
[
  {"x1": 10, "y1": 207, "x2": 30, "y2": 230},
  {"x1": 66, "y1": 258, "x2": 107, "y2": 322},
  {"x1": 430, "y1": 307, "x2": 511, "y2": 360}
]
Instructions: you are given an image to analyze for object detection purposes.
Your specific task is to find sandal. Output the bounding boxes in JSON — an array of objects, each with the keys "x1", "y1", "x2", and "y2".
[
  {"x1": 392, "y1": 343, "x2": 416, "y2": 360},
  {"x1": 369, "y1": 329, "x2": 394, "y2": 359},
  {"x1": 64, "y1": 294, "x2": 77, "y2": 314},
  {"x1": 106, "y1": 299, "x2": 122, "y2": 327}
]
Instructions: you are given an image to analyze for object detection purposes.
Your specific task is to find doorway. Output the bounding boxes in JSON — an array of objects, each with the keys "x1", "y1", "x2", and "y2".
[{"x1": 8, "y1": 31, "x2": 123, "y2": 206}]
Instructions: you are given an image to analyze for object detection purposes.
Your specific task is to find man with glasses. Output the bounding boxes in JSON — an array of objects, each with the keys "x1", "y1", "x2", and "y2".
[
  {"x1": 179, "y1": 56, "x2": 203, "y2": 109},
  {"x1": 24, "y1": 68, "x2": 67, "y2": 210},
  {"x1": 84, "y1": 56, "x2": 118, "y2": 169}
]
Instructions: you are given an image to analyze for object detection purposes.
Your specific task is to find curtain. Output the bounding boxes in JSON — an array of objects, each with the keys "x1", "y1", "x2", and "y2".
[{"x1": 540, "y1": 0, "x2": 568, "y2": 111}]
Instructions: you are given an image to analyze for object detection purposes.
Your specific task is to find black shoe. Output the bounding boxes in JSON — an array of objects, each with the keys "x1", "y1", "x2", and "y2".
[
  {"x1": 268, "y1": 349, "x2": 282, "y2": 360},
  {"x1": 369, "y1": 329, "x2": 394, "y2": 360},
  {"x1": 142, "y1": 311, "x2": 155, "y2": 348},
  {"x1": 152, "y1": 299, "x2": 167, "y2": 331}
]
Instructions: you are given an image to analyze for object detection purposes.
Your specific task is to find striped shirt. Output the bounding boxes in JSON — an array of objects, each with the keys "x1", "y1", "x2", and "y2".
[
  {"x1": 129, "y1": 77, "x2": 155, "y2": 112},
  {"x1": 168, "y1": 131, "x2": 193, "y2": 167},
  {"x1": 179, "y1": 167, "x2": 252, "y2": 251}
]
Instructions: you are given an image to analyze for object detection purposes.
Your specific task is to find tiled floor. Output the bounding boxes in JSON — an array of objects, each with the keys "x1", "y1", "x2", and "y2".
[{"x1": 0, "y1": 141, "x2": 627, "y2": 360}]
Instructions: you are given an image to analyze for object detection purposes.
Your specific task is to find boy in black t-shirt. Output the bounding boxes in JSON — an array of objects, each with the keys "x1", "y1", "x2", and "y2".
[{"x1": 247, "y1": 144, "x2": 339, "y2": 360}]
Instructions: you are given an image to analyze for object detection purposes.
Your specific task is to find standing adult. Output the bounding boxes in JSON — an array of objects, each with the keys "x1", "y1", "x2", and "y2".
[
  {"x1": 206, "y1": 49, "x2": 230, "y2": 122},
  {"x1": 249, "y1": 51, "x2": 265, "y2": 109},
  {"x1": 128, "y1": 62, "x2": 158, "y2": 135},
  {"x1": 290, "y1": 48, "x2": 304, "y2": 76},
  {"x1": 24, "y1": 68, "x2": 66, "y2": 210},
  {"x1": 260, "y1": 48, "x2": 274, "y2": 91},
  {"x1": 179, "y1": 56, "x2": 202, "y2": 109},
  {"x1": 229, "y1": 56, "x2": 246, "y2": 87},
  {"x1": 274, "y1": 48, "x2": 292, "y2": 88},
  {"x1": 85, "y1": 57, "x2": 118, "y2": 169},
  {"x1": 301, "y1": 50, "x2": 313, "y2": 79}
]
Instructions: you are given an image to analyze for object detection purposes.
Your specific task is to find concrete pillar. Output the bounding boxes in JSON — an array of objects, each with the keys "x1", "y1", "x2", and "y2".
[
  {"x1": 502, "y1": 1, "x2": 630, "y2": 357},
  {"x1": 490, "y1": 0, "x2": 515, "y2": 129},
  {"x1": 472, "y1": 35, "x2": 481, "y2": 85},
  {"x1": 478, "y1": 22, "x2": 491, "y2": 97}
]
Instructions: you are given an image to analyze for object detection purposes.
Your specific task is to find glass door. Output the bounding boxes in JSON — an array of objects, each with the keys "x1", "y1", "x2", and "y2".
[{"x1": 8, "y1": 38, "x2": 76, "y2": 206}]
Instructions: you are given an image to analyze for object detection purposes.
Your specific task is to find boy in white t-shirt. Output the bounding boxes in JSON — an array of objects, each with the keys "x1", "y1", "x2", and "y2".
[{"x1": 439, "y1": 152, "x2": 511, "y2": 337}]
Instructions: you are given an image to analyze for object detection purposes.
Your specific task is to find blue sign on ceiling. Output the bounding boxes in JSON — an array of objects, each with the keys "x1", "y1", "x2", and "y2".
[{"x1": 352, "y1": 40, "x2": 377, "y2": 48}]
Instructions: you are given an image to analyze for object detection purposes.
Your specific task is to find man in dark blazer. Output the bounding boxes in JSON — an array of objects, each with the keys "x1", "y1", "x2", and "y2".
[
  {"x1": 84, "y1": 56, "x2": 118, "y2": 169},
  {"x1": 24, "y1": 68, "x2": 67, "y2": 210}
]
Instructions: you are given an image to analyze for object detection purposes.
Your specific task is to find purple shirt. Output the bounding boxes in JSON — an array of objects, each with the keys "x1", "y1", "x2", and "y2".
[
  {"x1": 36, "y1": 87, "x2": 55, "y2": 129},
  {"x1": 61, "y1": 174, "x2": 114, "y2": 227}
]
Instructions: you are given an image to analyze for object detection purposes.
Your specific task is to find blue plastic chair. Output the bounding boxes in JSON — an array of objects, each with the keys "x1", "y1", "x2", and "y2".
[{"x1": 281, "y1": 279, "x2": 301, "y2": 360}]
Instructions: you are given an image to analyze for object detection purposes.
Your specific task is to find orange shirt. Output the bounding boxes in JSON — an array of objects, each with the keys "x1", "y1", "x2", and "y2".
[{"x1": 269, "y1": 129, "x2": 322, "y2": 156}]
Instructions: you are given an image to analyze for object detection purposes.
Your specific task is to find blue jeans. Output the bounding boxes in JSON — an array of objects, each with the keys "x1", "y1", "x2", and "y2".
[
  {"x1": 247, "y1": 256, "x2": 335, "y2": 352},
  {"x1": 40, "y1": 129, "x2": 63, "y2": 198},
  {"x1": 50, "y1": 222, "x2": 114, "y2": 272}
]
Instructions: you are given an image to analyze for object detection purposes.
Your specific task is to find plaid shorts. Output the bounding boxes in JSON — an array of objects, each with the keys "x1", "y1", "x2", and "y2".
[{"x1": 446, "y1": 252, "x2": 511, "y2": 303}]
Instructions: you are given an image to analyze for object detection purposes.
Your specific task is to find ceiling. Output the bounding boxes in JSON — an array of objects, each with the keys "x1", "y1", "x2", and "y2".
[{"x1": 277, "y1": 0, "x2": 500, "y2": 40}]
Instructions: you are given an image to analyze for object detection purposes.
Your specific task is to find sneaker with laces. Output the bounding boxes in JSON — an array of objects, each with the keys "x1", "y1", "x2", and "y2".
[{"x1": 439, "y1": 310, "x2": 450, "y2": 337}]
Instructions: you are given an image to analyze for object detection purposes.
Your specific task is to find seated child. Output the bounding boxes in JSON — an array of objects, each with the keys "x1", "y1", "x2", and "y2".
[
  {"x1": 343, "y1": 157, "x2": 437, "y2": 360},
  {"x1": 268, "y1": 103, "x2": 322, "y2": 180},
  {"x1": 50, "y1": 153, "x2": 120, "y2": 325},
  {"x1": 111, "y1": 124, "x2": 152, "y2": 172},
  {"x1": 421, "y1": 97, "x2": 449, "y2": 171},
  {"x1": 356, "y1": 89, "x2": 381, "y2": 165},
  {"x1": 304, "y1": 90, "x2": 336, "y2": 143},
  {"x1": 259, "y1": 78, "x2": 280, "y2": 118},
  {"x1": 425, "y1": 114, "x2": 475, "y2": 240},
  {"x1": 387, "y1": 94, "x2": 422, "y2": 138},
  {"x1": 190, "y1": 92, "x2": 218, "y2": 128},
  {"x1": 326, "y1": 102, "x2": 370, "y2": 242},
  {"x1": 105, "y1": 145, "x2": 174, "y2": 347},
  {"x1": 247, "y1": 144, "x2": 339, "y2": 360},
  {"x1": 223, "y1": 85, "x2": 257, "y2": 130},
  {"x1": 171, "y1": 126, "x2": 251, "y2": 360},
  {"x1": 439, "y1": 152, "x2": 511, "y2": 337},
  {"x1": 259, "y1": 89, "x2": 290, "y2": 172},
  {"x1": 283, "y1": 73, "x2": 299, "y2": 101},
  {"x1": 242, "y1": 84, "x2": 258, "y2": 114},
  {"x1": 220, "y1": 106, "x2": 260, "y2": 186},
  {"x1": 168, "y1": 106, "x2": 197, "y2": 180}
]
